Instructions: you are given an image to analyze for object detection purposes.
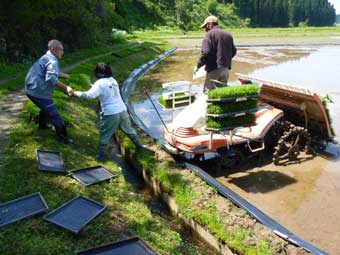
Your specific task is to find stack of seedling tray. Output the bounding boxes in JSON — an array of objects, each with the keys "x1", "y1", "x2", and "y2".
[
  {"x1": 206, "y1": 84, "x2": 259, "y2": 131},
  {"x1": 158, "y1": 91, "x2": 196, "y2": 109}
]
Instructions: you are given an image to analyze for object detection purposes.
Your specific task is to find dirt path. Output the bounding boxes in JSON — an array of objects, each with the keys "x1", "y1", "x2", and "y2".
[{"x1": 0, "y1": 90, "x2": 27, "y2": 149}]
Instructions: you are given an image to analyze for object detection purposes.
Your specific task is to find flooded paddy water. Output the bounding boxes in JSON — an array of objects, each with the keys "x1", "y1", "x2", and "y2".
[{"x1": 130, "y1": 45, "x2": 340, "y2": 254}]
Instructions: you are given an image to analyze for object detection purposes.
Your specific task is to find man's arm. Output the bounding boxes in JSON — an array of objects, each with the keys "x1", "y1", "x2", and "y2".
[
  {"x1": 59, "y1": 72, "x2": 70, "y2": 79},
  {"x1": 55, "y1": 81, "x2": 73, "y2": 96},
  {"x1": 197, "y1": 35, "x2": 211, "y2": 69},
  {"x1": 231, "y1": 41, "x2": 237, "y2": 58}
]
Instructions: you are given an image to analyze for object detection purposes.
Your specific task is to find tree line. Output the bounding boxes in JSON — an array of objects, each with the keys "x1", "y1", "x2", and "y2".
[
  {"x1": 233, "y1": 0, "x2": 336, "y2": 27},
  {"x1": 0, "y1": 0, "x2": 336, "y2": 64}
]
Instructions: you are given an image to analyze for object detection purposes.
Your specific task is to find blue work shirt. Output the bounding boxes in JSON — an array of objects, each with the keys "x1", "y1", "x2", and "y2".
[{"x1": 25, "y1": 50, "x2": 60, "y2": 99}]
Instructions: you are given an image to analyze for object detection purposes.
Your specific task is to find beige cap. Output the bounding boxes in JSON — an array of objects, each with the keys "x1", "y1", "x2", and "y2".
[{"x1": 200, "y1": 15, "x2": 218, "y2": 28}]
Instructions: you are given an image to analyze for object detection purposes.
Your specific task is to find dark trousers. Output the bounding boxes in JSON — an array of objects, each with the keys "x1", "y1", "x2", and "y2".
[{"x1": 26, "y1": 94, "x2": 65, "y2": 133}]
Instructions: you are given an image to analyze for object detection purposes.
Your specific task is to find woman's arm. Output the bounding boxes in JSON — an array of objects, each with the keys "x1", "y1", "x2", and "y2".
[{"x1": 74, "y1": 83, "x2": 101, "y2": 99}]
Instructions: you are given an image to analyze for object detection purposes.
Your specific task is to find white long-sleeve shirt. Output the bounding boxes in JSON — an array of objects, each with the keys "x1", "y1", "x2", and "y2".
[{"x1": 76, "y1": 77, "x2": 126, "y2": 115}]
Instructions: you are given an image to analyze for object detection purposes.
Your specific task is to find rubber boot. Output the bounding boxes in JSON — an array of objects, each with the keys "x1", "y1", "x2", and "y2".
[
  {"x1": 56, "y1": 126, "x2": 73, "y2": 144},
  {"x1": 96, "y1": 144, "x2": 107, "y2": 161},
  {"x1": 108, "y1": 136, "x2": 120, "y2": 155}
]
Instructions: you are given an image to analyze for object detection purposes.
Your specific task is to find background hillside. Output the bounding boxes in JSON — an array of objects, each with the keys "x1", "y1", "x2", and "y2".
[{"x1": 0, "y1": 0, "x2": 336, "y2": 63}]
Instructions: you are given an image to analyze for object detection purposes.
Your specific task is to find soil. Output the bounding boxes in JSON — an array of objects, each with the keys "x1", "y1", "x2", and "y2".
[{"x1": 0, "y1": 90, "x2": 27, "y2": 149}]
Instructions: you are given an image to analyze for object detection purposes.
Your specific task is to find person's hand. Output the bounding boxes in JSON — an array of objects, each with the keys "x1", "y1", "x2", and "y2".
[
  {"x1": 74, "y1": 91, "x2": 82, "y2": 97},
  {"x1": 66, "y1": 86, "x2": 74, "y2": 96}
]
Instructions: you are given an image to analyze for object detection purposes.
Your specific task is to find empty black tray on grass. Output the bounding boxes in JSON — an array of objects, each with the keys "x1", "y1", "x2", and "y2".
[
  {"x1": 44, "y1": 196, "x2": 106, "y2": 234},
  {"x1": 75, "y1": 237, "x2": 160, "y2": 255},
  {"x1": 36, "y1": 149, "x2": 67, "y2": 173},
  {"x1": 0, "y1": 192, "x2": 48, "y2": 227},
  {"x1": 70, "y1": 166, "x2": 117, "y2": 186}
]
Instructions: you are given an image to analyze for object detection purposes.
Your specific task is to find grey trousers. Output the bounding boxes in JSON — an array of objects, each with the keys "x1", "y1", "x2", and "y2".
[
  {"x1": 99, "y1": 110, "x2": 137, "y2": 145},
  {"x1": 203, "y1": 66, "x2": 230, "y2": 92}
]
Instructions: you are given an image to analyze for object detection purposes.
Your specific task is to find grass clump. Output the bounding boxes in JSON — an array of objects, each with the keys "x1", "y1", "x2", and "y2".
[
  {"x1": 112, "y1": 29, "x2": 128, "y2": 44},
  {"x1": 208, "y1": 84, "x2": 259, "y2": 99}
]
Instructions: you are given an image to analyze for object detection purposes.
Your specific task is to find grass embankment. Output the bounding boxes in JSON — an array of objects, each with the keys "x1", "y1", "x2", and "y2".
[
  {"x1": 0, "y1": 44, "x2": 142, "y2": 98},
  {"x1": 135, "y1": 26, "x2": 340, "y2": 46},
  {"x1": 0, "y1": 42, "x2": 203, "y2": 255},
  {"x1": 1, "y1": 33, "x2": 284, "y2": 255}
]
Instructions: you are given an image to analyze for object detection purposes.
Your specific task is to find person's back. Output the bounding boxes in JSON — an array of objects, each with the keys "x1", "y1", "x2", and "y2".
[
  {"x1": 196, "y1": 15, "x2": 237, "y2": 92},
  {"x1": 96, "y1": 77, "x2": 127, "y2": 116},
  {"x1": 73, "y1": 62, "x2": 149, "y2": 160},
  {"x1": 25, "y1": 51, "x2": 60, "y2": 99},
  {"x1": 204, "y1": 26, "x2": 236, "y2": 72}
]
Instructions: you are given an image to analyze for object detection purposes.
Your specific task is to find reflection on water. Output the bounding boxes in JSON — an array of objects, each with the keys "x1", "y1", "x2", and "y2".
[{"x1": 130, "y1": 45, "x2": 340, "y2": 254}]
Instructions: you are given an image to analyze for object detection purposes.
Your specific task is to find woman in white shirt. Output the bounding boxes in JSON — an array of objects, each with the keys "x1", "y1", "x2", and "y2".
[{"x1": 74, "y1": 63, "x2": 146, "y2": 160}]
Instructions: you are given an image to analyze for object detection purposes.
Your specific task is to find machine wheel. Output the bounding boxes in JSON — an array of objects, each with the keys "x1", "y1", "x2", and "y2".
[
  {"x1": 217, "y1": 148, "x2": 244, "y2": 170},
  {"x1": 273, "y1": 124, "x2": 312, "y2": 165},
  {"x1": 264, "y1": 120, "x2": 292, "y2": 151}
]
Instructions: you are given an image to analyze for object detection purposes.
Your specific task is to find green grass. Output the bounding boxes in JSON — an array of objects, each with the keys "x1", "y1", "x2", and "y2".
[
  {"x1": 135, "y1": 26, "x2": 340, "y2": 39},
  {"x1": 0, "y1": 41, "x2": 204, "y2": 255},
  {"x1": 1, "y1": 34, "x2": 278, "y2": 255},
  {"x1": 0, "y1": 43, "x2": 141, "y2": 99}
]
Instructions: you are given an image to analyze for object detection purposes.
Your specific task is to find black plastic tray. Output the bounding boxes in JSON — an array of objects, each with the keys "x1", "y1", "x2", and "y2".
[
  {"x1": 36, "y1": 149, "x2": 67, "y2": 173},
  {"x1": 75, "y1": 237, "x2": 160, "y2": 255},
  {"x1": 0, "y1": 192, "x2": 48, "y2": 227},
  {"x1": 44, "y1": 196, "x2": 106, "y2": 234},
  {"x1": 206, "y1": 95, "x2": 258, "y2": 103},
  {"x1": 70, "y1": 166, "x2": 117, "y2": 186}
]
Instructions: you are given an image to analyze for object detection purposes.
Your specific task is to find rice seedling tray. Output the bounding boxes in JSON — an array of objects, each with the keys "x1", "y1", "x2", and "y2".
[
  {"x1": 206, "y1": 108, "x2": 257, "y2": 118},
  {"x1": 44, "y1": 196, "x2": 106, "y2": 234},
  {"x1": 70, "y1": 165, "x2": 117, "y2": 186},
  {"x1": 36, "y1": 149, "x2": 67, "y2": 173},
  {"x1": 0, "y1": 192, "x2": 48, "y2": 227},
  {"x1": 75, "y1": 237, "x2": 160, "y2": 255},
  {"x1": 206, "y1": 94, "x2": 258, "y2": 103}
]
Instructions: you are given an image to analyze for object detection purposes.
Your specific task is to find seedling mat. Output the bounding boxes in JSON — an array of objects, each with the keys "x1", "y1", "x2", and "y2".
[
  {"x1": 75, "y1": 237, "x2": 160, "y2": 255},
  {"x1": 0, "y1": 192, "x2": 48, "y2": 227},
  {"x1": 44, "y1": 196, "x2": 106, "y2": 234},
  {"x1": 71, "y1": 165, "x2": 117, "y2": 186},
  {"x1": 36, "y1": 149, "x2": 67, "y2": 173}
]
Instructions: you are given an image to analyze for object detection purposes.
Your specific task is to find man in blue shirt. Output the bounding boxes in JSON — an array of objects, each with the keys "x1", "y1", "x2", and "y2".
[{"x1": 25, "y1": 39, "x2": 73, "y2": 143}]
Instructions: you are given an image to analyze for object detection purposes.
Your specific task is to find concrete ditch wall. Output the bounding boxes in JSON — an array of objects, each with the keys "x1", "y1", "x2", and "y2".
[{"x1": 117, "y1": 144, "x2": 235, "y2": 255}]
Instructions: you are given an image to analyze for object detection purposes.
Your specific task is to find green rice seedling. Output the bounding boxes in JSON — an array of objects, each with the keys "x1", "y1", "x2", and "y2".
[
  {"x1": 320, "y1": 96, "x2": 335, "y2": 136},
  {"x1": 208, "y1": 84, "x2": 259, "y2": 99},
  {"x1": 206, "y1": 113, "x2": 256, "y2": 129},
  {"x1": 158, "y1": 93, "x2": 196, "y2": 108},
  {"x1": 206, "y1": 100, "x2": 257, "y2": 114}
]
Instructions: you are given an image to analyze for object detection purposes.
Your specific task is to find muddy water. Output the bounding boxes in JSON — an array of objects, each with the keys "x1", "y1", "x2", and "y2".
[{"x1": 131, "y1": 46, "x2": 340, "y2": 254}]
